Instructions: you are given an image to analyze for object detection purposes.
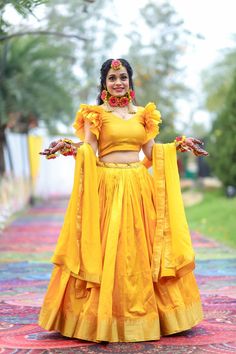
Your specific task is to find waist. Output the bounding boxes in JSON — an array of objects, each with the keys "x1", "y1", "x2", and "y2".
[
  {"x1": 98, "y1": 145, "x2": 141, "y2": 159},
  {"x1": 97, "y1": 160, "x2": 142, "y2": 169},
  {"x1": 98, "y1": 150, "x2": 140, "y2": 164}
]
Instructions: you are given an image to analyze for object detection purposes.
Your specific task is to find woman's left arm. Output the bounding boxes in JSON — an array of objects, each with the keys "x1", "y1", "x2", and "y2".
[
  {"x1": 141, "y1": 136, "x2": 209, "y2": 162},
  {"x1": 142, "y1": 139, "x2": 155, "y2": 160}
]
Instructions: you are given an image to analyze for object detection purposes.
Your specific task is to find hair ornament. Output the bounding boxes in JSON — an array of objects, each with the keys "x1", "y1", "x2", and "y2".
[{"x1": 111, "y1": 59, "x2": 122, "y2": 70}]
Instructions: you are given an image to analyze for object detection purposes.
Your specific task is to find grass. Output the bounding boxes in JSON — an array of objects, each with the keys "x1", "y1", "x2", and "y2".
[{"x1": 185, "y1": 188, "x2": 236, "y2": 248}]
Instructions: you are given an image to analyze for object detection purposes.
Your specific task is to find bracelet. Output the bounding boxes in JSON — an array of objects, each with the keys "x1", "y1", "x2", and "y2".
[
  {"x1": 46, "y1": 153, "x2": 58, "y2": 160},
  {"x1": 60, "y1": 138, "x2": 76, "y2": 157},
  {"x1": 174, "y1": 135, "x2": 186, "y2": 147}
]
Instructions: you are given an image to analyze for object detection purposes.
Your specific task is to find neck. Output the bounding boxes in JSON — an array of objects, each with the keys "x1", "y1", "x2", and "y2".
[{"x1": 105, "y1": 102, "x2": 136, "y2": 114}]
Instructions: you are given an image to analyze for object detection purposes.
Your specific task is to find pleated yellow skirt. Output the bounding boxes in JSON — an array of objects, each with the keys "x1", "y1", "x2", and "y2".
[{"x1": 39, "y1": 161, "x2": 203, "y2": 342}]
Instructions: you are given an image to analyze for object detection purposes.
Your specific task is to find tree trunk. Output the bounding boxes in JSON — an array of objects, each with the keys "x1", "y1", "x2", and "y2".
[{"x1": 0, "y1": 125, "x2": 6, "y2": 175}]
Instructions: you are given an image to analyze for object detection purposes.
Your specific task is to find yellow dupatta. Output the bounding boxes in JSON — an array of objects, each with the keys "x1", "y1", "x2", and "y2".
[
  {"x1": 51, "y1": 143, "x2": 102, "y2": 284},
  {"x1": 151, "y1": 143, "x2": 195, "y2": 281}
]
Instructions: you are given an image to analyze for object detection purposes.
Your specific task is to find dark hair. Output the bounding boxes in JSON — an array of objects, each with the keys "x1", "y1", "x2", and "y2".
[{"x1": 97, "y1": 58, "x2": 135, "y2": 105}]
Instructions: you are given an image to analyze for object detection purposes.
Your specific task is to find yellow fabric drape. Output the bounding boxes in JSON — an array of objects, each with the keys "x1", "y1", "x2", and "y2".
[
  {"x1": 28, "y1": 135, "x2": 43, "y2": 183},
  {"x1": 151, "y1": 143, "x2": 195, "y2": 281},
  {"x1": 51, "y1": 143, "x2": 102, "y2": 284},
  {"x1": 52, "y1": 142, "x2": 194, "y2": 285},
  {"x1": 39, "y1": 142, "x2": 203, "y2": 342}
]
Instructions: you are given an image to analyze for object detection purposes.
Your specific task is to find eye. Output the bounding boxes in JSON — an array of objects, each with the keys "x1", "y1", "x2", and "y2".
[
  {"x1": 121, "y1": 75, "x2": 128, "y2": 80},
  {"x1": 108, "y1": 76, "x2": 116, "y2": 81}
]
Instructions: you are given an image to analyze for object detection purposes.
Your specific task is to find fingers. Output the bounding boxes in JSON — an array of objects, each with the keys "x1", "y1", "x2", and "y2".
[
  {"x1": 51, "y1": 141, "x2": 65, "y2": 153},
  {"x1": 39, "y1": 140, "x2": 83, "y2": 158},
  {"x1": 194, "y1": 149, "x2": 209, "y2": 157},
  {"x1": 39, "y1": 141, "x2": 65, "y2": 155},
  {"x1": 190, "y1": 137, "x2": 204, "y2": 145},
  {"x1": 49, "y1": 141, "x2": 58, "y2": 148},
  {"x1": 192, "y1": 145, "x2": 209, "y2": 156},
  {"x1": 180, "y1": 138, "x2": 209, "y2": 157},
  {"x1": 39, "y1": 148, "x2": 51, "y2": 155}
]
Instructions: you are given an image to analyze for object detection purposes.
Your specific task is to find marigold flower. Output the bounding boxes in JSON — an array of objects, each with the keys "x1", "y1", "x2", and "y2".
[
  {"x1": 101, "y1": 90, "x2": 107, "y2": 101},
  {"x1": 46, "y1": 154, "x2": 57, "y2": 159},
  {"x1": 108, "y1": 96, "x2": 119, "y2": 107},
  {"x1": 129, "y1": 90, "x2": 135, "y2": 99},
  {"x1": 119, "y1": 96, "x2": 129, "y2": 107}
]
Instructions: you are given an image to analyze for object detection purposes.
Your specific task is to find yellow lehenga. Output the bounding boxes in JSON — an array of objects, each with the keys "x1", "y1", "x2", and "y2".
[{"x1": 38, "y1": 103, "x2": 203, "y2": 342}]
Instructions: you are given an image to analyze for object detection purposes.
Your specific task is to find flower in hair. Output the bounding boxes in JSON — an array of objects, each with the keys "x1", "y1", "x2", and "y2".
[
  {"x1": 111, "y1": 59, "x2": 122, "y2": 70},
  {"x1": 108, "y1": 96, "x2": 119, "y2": 107}
]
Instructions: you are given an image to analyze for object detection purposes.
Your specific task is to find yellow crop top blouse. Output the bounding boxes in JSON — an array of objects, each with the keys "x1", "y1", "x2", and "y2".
[{"x1": 73, "y1": 102, "x2": 162, "y2": 157}]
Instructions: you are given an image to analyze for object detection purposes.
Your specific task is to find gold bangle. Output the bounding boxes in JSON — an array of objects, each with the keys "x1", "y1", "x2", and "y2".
[
  {"x1": 46, "y1": 153, "x2": 58, "y2": 159},
  {"x1": 174, "y1": 135, "x2": 186, "y2": 147}
]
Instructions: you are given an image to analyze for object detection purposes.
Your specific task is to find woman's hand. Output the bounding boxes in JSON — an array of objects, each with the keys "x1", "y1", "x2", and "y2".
[
  {"x1": 176, "y1": 137, "x2": 209, "y2": 157},
  {"x1": 39, "y1": 139, "x2": 83, "y2": 159}
]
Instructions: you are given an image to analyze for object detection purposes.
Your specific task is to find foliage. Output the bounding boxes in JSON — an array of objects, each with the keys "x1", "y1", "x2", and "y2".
[
  {"x1": 207, "y1": 73, "x2": 236, "y2": 187},
  {"x1": 127, "y1": 1, "x2": 191, "y2": 142},
  {"x1": 45, "y1": 0, "x2": 118, "y2": 104},
  {"x1": 0, "y1": 0, "x2": 196, "y2": 138},
  {"x1": 202, "y1": 36, "x2": 236, "y2": 114},
  {"x1": 0, "y1": 0, "x2": 116, "y2": 133},
  {"x1": 0, "y1": 36, "x2": 78, "y2": 132},
  {"x1": 0, "y1": 0, "x2": 48, "y2": 34},
  {"x1": 186, "y1": 189, "x2": 236, "y2": 248}
]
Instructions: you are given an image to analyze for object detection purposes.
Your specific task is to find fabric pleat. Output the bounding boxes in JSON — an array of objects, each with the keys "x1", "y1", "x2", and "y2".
[{"x1": 39, "y1": 160, "x2": 203, "y2": 342}]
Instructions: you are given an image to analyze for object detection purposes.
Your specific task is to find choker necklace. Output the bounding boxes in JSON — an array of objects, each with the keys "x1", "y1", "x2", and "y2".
[{"x1": 100, "y1": 89, "x2": 135, "y2": 108}]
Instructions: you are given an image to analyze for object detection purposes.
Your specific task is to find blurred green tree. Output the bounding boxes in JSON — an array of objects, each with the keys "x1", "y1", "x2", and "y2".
[
  {"x1": 127, "y1": 1, "x2": 191, "y2": 142},
  {"x1": 208, "y1": 73, "x2": 236, "y2": 187},
  {"x1": 202, "y1": 37, "x2": 236, "y2": 186},
  {"x1": 202, "y1": 36, "x2": 236, "y2": 114},
  {"x1": 0, "y1": 0, "x2": 48, "y2": 34},
  {"x1": 0, "y1": 0, "x2": 115, "y2": 174},
  {"x1": 0, "y1": 35, "x2": 79, "y2": 174},
  {"x1": 0, "y1": 36, "x2": 78, "y2": 130},
  {"x1": 44, "y1": 0, "x2": 118, "y2": 103}
]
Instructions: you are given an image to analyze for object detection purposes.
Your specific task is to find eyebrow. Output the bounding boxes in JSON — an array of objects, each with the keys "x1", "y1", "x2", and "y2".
[{"x1": 108, "y1": 72, "x2": 128, "y2": 77}]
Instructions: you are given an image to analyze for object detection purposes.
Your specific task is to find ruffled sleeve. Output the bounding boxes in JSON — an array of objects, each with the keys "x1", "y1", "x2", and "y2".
[
  {"x1": 142, "y1": 102, "x2": 162, "y2": 143},
  {"x1": 73, "y1": 104, "x2": 103, "y2": 141}
]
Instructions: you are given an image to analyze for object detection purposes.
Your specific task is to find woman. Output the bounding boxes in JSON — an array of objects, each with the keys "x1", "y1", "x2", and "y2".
[{"x1": 39, "y1": 58, "x2": 208, "y2": 343}]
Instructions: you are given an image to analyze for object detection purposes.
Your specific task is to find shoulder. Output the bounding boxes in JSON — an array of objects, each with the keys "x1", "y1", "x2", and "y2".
[
  {"x1": 73, "y1": 104, "x2": 104, "y2": 140},
  {"x1": 75, "y1": 104, "x2": 104, "y2": 125},
  {"x1": 140, "y1": 102, "x2": 162, "y2": 142},
  {"x1": 139, "y1": 102, "x2": 162, "y2": 122},
  {"x1": 78, "y1": 104, "x2": 104, "y2": 116}
]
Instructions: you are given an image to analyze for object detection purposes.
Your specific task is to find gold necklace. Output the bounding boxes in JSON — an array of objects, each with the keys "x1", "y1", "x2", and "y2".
[{"x1": 105, "y1": 103, "x2": 137, "y2": 119}]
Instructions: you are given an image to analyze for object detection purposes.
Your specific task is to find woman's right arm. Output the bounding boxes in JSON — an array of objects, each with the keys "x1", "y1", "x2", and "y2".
[
  {"x1": 84, "y1": 120, "x2": 98, "y2": 154},
  {"x1": 40, "y1": 121, "x2": 98, "y2": 158}
]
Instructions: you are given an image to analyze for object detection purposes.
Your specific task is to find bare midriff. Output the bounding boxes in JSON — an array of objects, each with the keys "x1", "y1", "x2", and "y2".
[{"x1": 99, "y1": 150, "x2": 140, "y2": 163}]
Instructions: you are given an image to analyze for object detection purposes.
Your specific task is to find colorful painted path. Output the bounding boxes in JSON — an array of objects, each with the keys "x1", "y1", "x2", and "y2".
[{"x1": 0, "y1": 197, "x2": 236, "y2": 353}]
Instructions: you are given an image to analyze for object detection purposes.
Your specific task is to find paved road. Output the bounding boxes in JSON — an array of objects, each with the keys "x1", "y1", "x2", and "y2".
[{"x1": 0, "y1": 197, "x2": 236, "y2": 353}]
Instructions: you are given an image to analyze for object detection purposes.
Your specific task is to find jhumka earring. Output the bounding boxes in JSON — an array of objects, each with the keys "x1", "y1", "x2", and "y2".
[
  {"x1": 101, "y1": 89, "x2": 108, "y2": 102},
  {"x1": 128, "y1": 89, "x2": 135, "y2": 101}
]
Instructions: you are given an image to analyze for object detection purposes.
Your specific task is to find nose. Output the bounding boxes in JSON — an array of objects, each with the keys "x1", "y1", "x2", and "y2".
[{"x1": 115, "y1": 78, "x2": 123, "y2": 86}]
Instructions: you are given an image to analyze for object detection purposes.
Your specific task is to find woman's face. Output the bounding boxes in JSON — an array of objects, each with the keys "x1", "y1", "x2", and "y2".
[{"x1": 105, "y1": 66, "x2": 129, "y2": 97}]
